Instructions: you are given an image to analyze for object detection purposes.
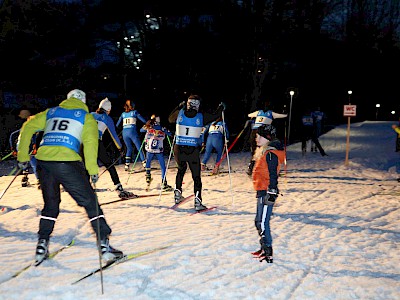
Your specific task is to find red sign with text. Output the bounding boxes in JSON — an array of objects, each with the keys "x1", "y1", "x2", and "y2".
[{"x1": 343, "y1": 105, "x2": 356, "y2": 117}]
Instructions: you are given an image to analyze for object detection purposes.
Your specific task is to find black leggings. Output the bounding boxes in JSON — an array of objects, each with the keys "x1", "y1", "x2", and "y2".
[
  {"x1": 36, "y1": 160, "x2": 112, "y2": 240},
  {"x1": 97, "y1": 140, "x2": 120, "y2": 185},
  {"x1": 173, "y1": 145, "x2": 202, "y2": 199}
]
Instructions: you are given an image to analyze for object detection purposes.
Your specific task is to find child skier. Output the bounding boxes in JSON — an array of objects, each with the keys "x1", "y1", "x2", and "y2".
[
  {"x1": 251, "y1": 124, "x2": 285, "y2": 263},
  {"x1": 140, "y1": 114, "x2": 173, "y2": 191}
]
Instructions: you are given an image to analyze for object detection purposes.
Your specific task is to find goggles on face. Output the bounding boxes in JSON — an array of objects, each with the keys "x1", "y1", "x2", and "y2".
[{"x1": 187, "y1": 99, "x2": 200, "y2": 111}]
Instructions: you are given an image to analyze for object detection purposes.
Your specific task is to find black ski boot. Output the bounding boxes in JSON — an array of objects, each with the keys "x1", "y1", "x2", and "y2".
[
  {"x1": 100, "y1": 238, "x2": 124, "y2": 263},
  {"x1": 35, "y1": 239, "x2": 49, "y2": 265},
  {"x1": 194, "y1": 196, "x2": 207, "y2": 211},
  {"x1": 174, "y1": 189, "x2": 184, "y2": 204},
  {"x1": 162, "y1": 180, "x2": 173, "y2": 192},
  {"x1": 115, "y1": 183, "x2": 137, "y2": 199},
  {"x1": 146, "y1": 173, "x2": 152, "y2": 184},
  {"x1": 21, "y1": 171, "x2": 29, "y2": 187}
]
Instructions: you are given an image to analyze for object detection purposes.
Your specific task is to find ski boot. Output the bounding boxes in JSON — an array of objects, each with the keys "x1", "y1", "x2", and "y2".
[
  {"x1": 21, "y1": 171, "x2": 29, "y2": 187},
  {"x1": 211, "y1": 165, "x2": 219, "y2": 175},
  {"x1": 35, "y1": 239, "x2": 49, "y2": 265},
  {"x1": 145, "y1": 173, "x2": 153, "y2": 191},
  {"x1": 124, "y1": 163, "x2": 130, "y2": 171},
  {"x1": 115, "y1": 183, "x2": 137, "y2": 199},
  {"x1": 194, "y1": 196, "x2": 207, "y2": 211},
  {"x1": 259, "y1": 246, "x2": 273, "y2": 263},
  {"x1": 118, "y1": 190, "x2": 137, "y2": 199},
  {"x1": 146, "y1": 173, "x2": 152, "y2": 184},
  {"x1": 162, "y1": 180, "x2": 173, "y2": 192},
  {"x1": 100, "y1": 238, "x2": 124, "y2": 263},
  {"x1": 201, "y1": 163, "x2": 207, "y2": 171},
  {"x1": 174, "y1": 189, "x2": 184, "y2": 204}
]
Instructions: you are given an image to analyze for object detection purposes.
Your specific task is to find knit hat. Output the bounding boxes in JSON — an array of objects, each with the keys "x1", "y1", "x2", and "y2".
[
  {"x1": 67, "y1": 89, "x2": 86, "y2": 103},
  {"x1": 99, "y1": 97, "x2": 112, "y2": 111},
  {"x1": 257, "y1": 124, "x2": 276, "y2": 140}
]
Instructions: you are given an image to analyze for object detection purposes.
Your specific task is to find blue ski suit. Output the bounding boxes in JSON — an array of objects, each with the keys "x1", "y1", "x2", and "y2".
[{"x1": 116, "y1": 110, "x2": 147, "y2": 164}]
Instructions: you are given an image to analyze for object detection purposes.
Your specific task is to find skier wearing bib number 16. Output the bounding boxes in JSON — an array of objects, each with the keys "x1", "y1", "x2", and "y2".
[
  {"x1": 168, "y1": 94, "x2": 226, "y2": 211},
  {"x1": 17, "y1": 89, "x2": 124, "y2": 265}
]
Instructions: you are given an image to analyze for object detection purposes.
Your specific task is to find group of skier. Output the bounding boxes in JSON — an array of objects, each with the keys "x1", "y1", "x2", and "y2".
[{"x1": 12, "y1": 88, "x2": 328, "y2": 265}]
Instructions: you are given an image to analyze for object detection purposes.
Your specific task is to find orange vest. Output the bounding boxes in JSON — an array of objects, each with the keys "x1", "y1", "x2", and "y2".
[{"x1": 252, "y1": 149, "x2": 285, "y2": 191}]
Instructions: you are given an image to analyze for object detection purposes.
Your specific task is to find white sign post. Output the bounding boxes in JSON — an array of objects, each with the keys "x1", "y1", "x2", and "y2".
[{"x1": 343, "y1": 104, "x2": 357, "y2": 166}]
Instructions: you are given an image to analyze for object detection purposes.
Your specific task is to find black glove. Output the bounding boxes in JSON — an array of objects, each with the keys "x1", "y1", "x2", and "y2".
[
  {"x1": 219, "y1": 102, "x2": 227, "y2": 111},
  {"x1": 263, "y1": 188, "x2": 278, "y2": 205},
  {"x1": 18, "y1": 161, "x2": 29, "y2": 170},
  {"x1": 91, "y1": 174, "x2": 99, "y2": 184},
  {"x1": 179, "y1": 101, "x2": 186, "y2": 108}
]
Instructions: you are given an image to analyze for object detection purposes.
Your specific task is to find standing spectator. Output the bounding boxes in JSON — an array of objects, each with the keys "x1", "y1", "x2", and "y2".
[
  {"x1": 92, "y1": 98, "x2": 136, "y2": 199},
  {"x1": 201, "y1": 117, "x2": 229, "y2": 174},
  {"x1": 168, "y1": 95, "x2": 225, "y2": 211},
  {"x1": 247, "y1": 101, "x2": 287, "y2": 175},
  {"x1": 140, "y1": 114, "x2": 173, "y2": 191},
  {"x1": 251, "y1": 124, "x2": 285, "y2": 263},
  {"x1": 17, "y1": 89, "x2": 123, "y2": 265},
  {"x1": 116, "y1": 100, "x2": 147, "y2": 171},
  {"x1": 301, "y1": 108, "x2": 327, "y2": 156},
  {"x1": 311, "y1": 106, "x2": 326, "y2": 152},
  {"x1": 392, "y1": 123, "x2": 400, "y2": 182}
]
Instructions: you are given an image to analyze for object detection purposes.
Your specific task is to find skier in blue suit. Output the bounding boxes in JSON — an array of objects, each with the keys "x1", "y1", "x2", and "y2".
[
  {"x1": 116, "y1": 100, "x2": 147, "y2": 171},
  {"x1": 201, "y1": 117, "x2": 229, "y2": 174}
]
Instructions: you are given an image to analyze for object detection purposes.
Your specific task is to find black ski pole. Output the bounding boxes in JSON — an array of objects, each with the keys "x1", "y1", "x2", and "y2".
[
  {"x1": 92, "y1": 180, "x2": 105, "y2": 294},
  {"x1": 99, "y1": 151, "x2": 125, "y2": 178},
  {"x1": 0, "y1": 168, "x2": 22, "y2": 201}
]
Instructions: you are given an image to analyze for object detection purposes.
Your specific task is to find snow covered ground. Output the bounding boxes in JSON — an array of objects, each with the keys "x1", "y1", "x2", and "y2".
[{"x1": 0, "y1": 120, "x2": 399, "y2": 300}]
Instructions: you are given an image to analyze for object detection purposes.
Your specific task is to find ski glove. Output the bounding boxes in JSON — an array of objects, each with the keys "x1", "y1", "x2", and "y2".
[
  {"x1": 219, "y1": 102, "x2": 227, "y2": 110},
  {"x1": 91, "y1": 174, "x2": 99, "y2": 184},
  {"x1": 264, "y1": 188, "x2": 278, "y2": 206},
  {"x1": 18, "y1": 161, "x2": 29, "y2": 170}
]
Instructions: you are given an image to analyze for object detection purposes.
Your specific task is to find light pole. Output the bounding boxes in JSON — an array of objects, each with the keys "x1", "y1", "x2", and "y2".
[
  {"x1": 375, "y1": 104, "x2": 380, "y2": 120},
  {"x1": 345, "y1": 90, "x2": 352, "y2": 166},
  {"x1": 287, "y1": 90, "x2": 295, "y2": 144}
]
